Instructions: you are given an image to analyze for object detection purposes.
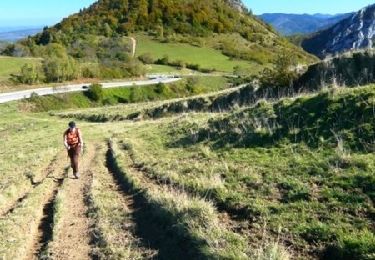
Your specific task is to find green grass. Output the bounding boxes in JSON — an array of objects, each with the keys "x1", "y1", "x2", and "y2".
[
  {"x1": 89, "y1": 145, "x2": 156, "y2": 259},
  {"x1": 144, "y1": 64, "x2": 182, "y2": 74},
  {"x1": 87, "y1": 84, "x2": 375, "y2": 259},
  {"x1": 26, "y1": 76, "x2": 231, "y2": 112},
  {"x1": 1, "y1": 81, "x2": 374, "y2": 259},
  {"x1": 136, "y1": 35, "x2": 262, "y2": 74},
  {"x1": 0, "y1": 56, "x2": 41, "y2": 82},
  {"x1": 0, "y1": 103, "x2": 65, "y2": 215}
]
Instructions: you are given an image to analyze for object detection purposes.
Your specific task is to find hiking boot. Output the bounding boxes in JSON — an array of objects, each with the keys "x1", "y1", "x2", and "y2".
[{"x1": 74, "y1": 172, "x2": 80, "y2": 179}]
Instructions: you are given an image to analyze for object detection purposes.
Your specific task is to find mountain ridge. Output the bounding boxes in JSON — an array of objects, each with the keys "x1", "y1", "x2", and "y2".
[
  {"x1": 259, "y1": 13, "x2": 351, "y2": 36},
  {"x1": 302, "y1": 4, "x2": 375, "y2": 58},
  {"x1": 0, "y1": 27, "x2": 42, "y2": 42}
]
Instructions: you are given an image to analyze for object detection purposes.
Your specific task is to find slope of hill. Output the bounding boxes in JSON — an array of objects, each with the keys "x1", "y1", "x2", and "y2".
[
  {"x1": 295, "y1": 49, "x2": 375, "y2": 90},
  {"x1": 302, "y1": 4, "x2": 375, "y2": 58},
  {"x1": 259, "y1": 13, "x2": 351, "y2": 36},
  {"x1": 3, "y1": 79, "x2": 374, "y2": 259},
  {"x1": 24, "y1": 0, "x2": 316, "y2": 66}
]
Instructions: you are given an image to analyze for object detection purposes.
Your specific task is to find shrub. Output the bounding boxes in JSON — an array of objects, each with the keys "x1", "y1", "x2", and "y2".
[
  {"x1": 103, "y1": 96, "x2": 117, "y2": 106},
  {"x1": 186, "y1": 77, "x2": 203, "y2": 94},
  {"x1": 170, "y1": 60, "x2": 186, "y2": 69},
  {"x1": 154, "y1": 82, "x2": 168, "y2": 94},
  {"x1": 138, "y1": 53, "x2": 155, "y2": 64},
  {"x1": 123, "y1": 60, "x2": 146, "y2": 77},
  {"x1": 156, "y1": 55, "x2": 169, "y2": 65},
  {"x1": 82, "y1": 67, "x2": 98, "y2": 78},
  {"x1": 260, "y1": 54, "x2": 298, "y2": 88},
  {"x1": 186, "y1": 63, "x2": 200, "y2": 71},
  {"x1": 86, "y1": 83, "x2": 104, "y2": 102},
  {"x1": 43, "y1": 56, "x2": 79, "y2": 83},
  {"x1": 11, "y1": 63, "x2": 41, "y2": 84}
]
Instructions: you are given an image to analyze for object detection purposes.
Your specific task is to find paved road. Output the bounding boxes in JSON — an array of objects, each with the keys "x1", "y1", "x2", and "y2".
[{"x1": 0, "y1": 77, "x2": 181, "y2": 104}]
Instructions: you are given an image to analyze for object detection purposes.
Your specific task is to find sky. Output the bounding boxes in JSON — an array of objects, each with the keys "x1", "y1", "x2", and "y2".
[
  {"x1": 245, "y1": 0, "x2": 375, "y2": 15},
  {"x1": 0, "y1": 0, "x2": 375, "y2": 28},
  {"x1": 0, "y1": 0, "x2": 96, "y2": 27}
]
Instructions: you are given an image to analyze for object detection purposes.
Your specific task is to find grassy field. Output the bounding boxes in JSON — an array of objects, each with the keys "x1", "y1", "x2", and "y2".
[
  {"x1": 0, "y1": 56, "x2": 41, "y2": 82},
  {"x1": 0, "y1": 81, "x2": 374, "y2": 259},
  {"x1": 136, "y1": 35, "x2": 263, "y2": 74}
]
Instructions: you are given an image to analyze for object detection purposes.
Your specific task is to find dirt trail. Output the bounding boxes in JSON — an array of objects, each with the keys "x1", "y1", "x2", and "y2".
[{"x1": 47, "y1": 144, "x2": 97, "y2": 259}]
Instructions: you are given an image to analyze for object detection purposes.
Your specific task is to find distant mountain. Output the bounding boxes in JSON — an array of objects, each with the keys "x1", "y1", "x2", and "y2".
[
  {"x1": 302, "y1": 4, "x2": 375, "y2": 58},
  {"x1": 0, "y1": 27, "x2": 42, "y2": 42},
  {"x1": 259, "y1": 13, "x2": 351, "y2": 36}
]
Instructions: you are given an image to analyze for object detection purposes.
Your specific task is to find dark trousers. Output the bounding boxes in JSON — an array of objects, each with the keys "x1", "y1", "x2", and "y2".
[{"x1": 68, "y1": 145, "x2": 81, "y2": 174}]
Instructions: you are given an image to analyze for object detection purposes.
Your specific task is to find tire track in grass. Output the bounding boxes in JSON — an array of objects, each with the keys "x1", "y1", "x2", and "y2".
[
  {"x1": 0, "y1": 153, "x2": 68, "y2": 259},
  {"x1": 88, "y1": 144, "x2": 157, "y2": 259},
  {"x1": 0, "y1": 151, "x2": 66, "y2": 217},
  {"x1": 30, "y1": 174, "x2": 65, "y2": 258},
  {"x1": 119, "y1": 141, "x2": 263, "y2": 256},
  {"x1": 107, "y1": 140, "x2": 249, "y2": 260}
]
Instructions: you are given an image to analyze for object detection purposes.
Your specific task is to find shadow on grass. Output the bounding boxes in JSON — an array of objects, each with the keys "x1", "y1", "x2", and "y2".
[
  {"x1": 105, "y1": 146, "x2": 212, "y2": 260},
  {"x1": 169, "y1": 91, "x2": 375, "y2": 152}
]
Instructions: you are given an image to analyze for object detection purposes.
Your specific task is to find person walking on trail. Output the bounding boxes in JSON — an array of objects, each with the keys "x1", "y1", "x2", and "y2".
[{"x1": 63, "y1": 121, "x2": 83, "y2": 179}]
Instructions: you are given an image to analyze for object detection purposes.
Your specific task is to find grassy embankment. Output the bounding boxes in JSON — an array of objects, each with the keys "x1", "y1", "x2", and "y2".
[
  {"x1": 25, "y1": 76, "x2": 231, "y2": 112},
  {"x1": 60, "y1": 84, "x2": 375, "y2": 259},
  {"x1": 1, "y1": 80, "x2": 374, "y2": 259}
]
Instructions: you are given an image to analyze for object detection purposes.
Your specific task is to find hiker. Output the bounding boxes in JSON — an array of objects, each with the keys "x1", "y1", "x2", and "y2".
[{"x1": 63, "y1": 121, "x2": 83, "y2": 179}]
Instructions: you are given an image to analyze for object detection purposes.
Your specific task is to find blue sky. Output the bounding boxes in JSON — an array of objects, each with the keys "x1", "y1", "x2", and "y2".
[
  {"x1": 0, "y1": 0, "x2": 96, "y2": 27},
  {"x1": 245, "y1": 0, "x2": 375, "y2": 14},
  {"x1": 0, "y1": 0, "x2": 374, "y2": 27}
]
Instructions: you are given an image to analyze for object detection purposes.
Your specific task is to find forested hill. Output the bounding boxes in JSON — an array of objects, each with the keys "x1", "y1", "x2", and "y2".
[
  {"x1": 37, "y1": 0, "x2": 272, "y2": 41},
  {"x1": 25, "y1": 0, "x2": 316, "y2": 63}
]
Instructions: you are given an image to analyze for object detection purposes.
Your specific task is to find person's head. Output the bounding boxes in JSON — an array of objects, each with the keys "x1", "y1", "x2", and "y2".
[{"x1": 68, "y1": 121, "x2": 76, "y2": 130}]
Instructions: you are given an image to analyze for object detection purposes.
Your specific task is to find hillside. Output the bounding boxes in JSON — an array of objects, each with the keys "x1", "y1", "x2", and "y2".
[
  {"x1": 259, "y1": 13, "x2": 351, "y2": 36},
  {"x1": 24, "y1": 0, "x2": 316, "y2": 66},
  {"x1": 302, "y1": 4, "x2": 375, "y2": 58},
  {"x1": 1, "y1": 74, "x2": 374, "y2": 259},
  {"x1": 295, "y1": 49, "x2": 375, "y2": 91}
]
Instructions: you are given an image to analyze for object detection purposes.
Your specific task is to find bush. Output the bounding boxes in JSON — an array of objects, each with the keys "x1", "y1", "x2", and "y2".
[
  {"x1": 99, "y1": 66, "x2": 124, "y2": 79},
  {"x1": 138, "y1": 53, "x2": 155, "y2": 64},
  {"x1": 103, "y1": 96, "x2": 117, "y2": 106},
  {"x1": 186, "y1": 63, "x2": 200, "y2": 71},
  {"x1": 260, "y1": 54, "x2": 298, "y2": 88},
  {"x1": 86, "y1": 83, "x2": 104, "y2": 102},
  {"x1": 156, "y1": 55, "x2": 169, "y2": 65},
  {"x1": 154, "y1": 82, "x2": 171, "y2": 95},
  {"x1": 186, "y1": 77, "x2": 203, "y2": 94},
  {"x1": 43, "y1": 56, "x2": 80, "y2": 83},
  {"x1": 82, "y1": 67, "x2": 98, "y2": 78},
  {"x1": 123, "y1": 60, "x2": 146, "y2": 77},
  {"x1": 170, "y1": 60, "x2": 186, "y2": 69},
  {"x1": 11, "y1": 63, "x2": 41, "y2": 84}
]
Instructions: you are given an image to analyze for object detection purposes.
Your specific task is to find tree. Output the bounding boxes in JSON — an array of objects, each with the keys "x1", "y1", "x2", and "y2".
[
  {"x1": 43, "y1": 56, "x2": 79, "y2": 82},
  {"x1": 260, "y1": 54, "x2": 298, "y2": 88},
  {"x1": 37, "y1": 27, "x2": 53, "y2": 45}
]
